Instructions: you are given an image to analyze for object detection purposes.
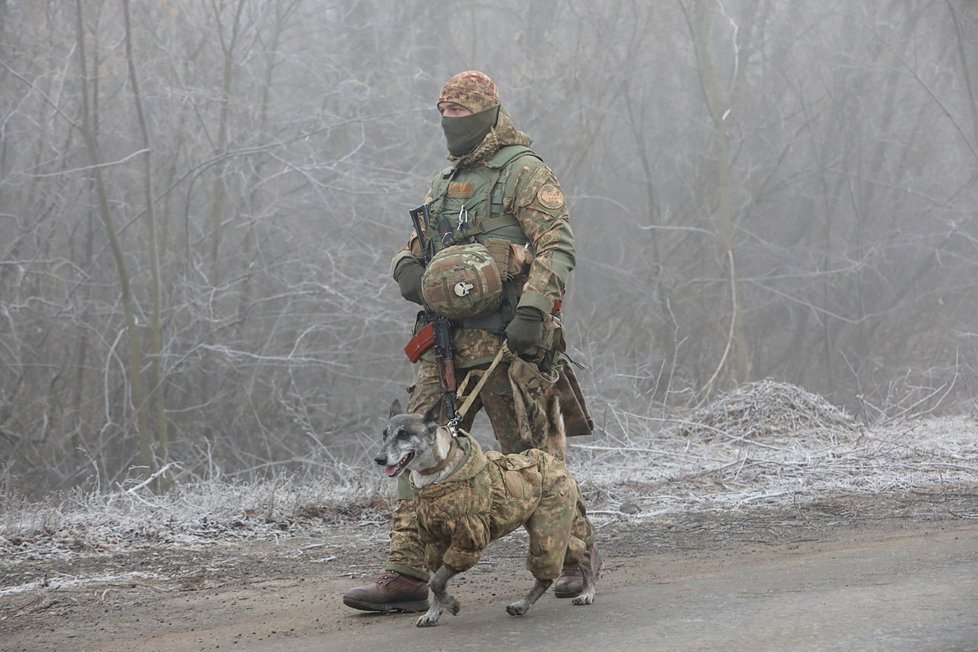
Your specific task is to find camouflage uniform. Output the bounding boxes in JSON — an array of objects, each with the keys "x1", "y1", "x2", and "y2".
[{"x1": 414, "y1": 431, "x2": 593, "y2": 581}]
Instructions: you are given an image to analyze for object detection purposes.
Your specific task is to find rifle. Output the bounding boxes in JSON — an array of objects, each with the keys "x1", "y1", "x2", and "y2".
[{"x1": 408, "y1": 204, "x2": 459, "y2": 425}]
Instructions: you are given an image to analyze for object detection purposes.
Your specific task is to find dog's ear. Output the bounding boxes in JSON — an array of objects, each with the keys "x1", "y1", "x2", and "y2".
[
  {"x1": 422, "y1": 403, "x2": 441, "y2": 430},
  {"x1": 389, "y1": 399, "x2": 403, "y2": 419}
]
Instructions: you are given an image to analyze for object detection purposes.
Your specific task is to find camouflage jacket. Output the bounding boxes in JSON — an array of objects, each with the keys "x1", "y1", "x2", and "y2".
[
  {"x1": 393, "y1": 107, "x2": 576, "y2": 367},
  {"x1": 413, "y1": 431, "x2": 582, "y2": 580}
]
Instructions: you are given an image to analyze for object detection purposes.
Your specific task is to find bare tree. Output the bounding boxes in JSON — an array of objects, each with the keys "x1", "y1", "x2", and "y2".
[
  {"x1": 1, "y1": 0, "x2": 976, "y2": 496},
  {"x1": 73, "y1": 0, "x2": 152, "y2": 470}
]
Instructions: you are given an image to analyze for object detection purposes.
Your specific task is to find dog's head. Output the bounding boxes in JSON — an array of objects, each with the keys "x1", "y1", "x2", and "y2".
[{"x1": 375, "y1": 400, "x2": 442, "y2": 478}]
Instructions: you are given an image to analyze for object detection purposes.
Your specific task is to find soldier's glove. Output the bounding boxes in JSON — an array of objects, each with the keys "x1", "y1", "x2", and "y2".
[
  {"x1": 505, "y1": 306, "x2": 545, "y2": 354},
  {"x1": 394, "y1": 257, "x2": 425, "y2": 305}
]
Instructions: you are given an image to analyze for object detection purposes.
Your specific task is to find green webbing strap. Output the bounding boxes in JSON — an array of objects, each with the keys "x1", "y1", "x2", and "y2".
[{"x1": 447, "y1": 215, "x2": 521, "y2": 245}]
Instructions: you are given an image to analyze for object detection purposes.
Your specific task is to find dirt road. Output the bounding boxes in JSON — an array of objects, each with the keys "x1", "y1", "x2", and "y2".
[{"x1": 2, "y1": 493, "x2": 977, "y2": 651}]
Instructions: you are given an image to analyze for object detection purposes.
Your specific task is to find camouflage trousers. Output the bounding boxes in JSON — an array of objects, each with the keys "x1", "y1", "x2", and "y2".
[{"x1": 386, "y1": 354, "x2": 582, "y2": 580}]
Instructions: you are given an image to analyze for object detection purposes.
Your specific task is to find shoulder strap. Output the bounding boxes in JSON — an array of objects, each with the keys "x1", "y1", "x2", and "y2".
[{"x1": 486, "y1": 144, "x2": 539, "y2": 169}]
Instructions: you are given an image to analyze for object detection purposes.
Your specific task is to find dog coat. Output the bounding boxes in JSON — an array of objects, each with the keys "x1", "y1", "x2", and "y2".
[{"x1": 412, "y1": 431, "x2": 592, "y2": 581}]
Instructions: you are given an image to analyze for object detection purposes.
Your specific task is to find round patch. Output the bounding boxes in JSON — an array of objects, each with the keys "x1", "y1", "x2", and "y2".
[{"x1": 537, "y1": 183, "x2": 565, "y2": 210}]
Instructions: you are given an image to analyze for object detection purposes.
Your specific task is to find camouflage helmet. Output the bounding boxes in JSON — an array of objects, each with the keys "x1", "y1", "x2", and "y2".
[
  {"x1": 438, "y1": 71, "x2": 500, "y2": 113},
  {"x1": 421, "y1": 243, "x2": 503, "y2": 320}
]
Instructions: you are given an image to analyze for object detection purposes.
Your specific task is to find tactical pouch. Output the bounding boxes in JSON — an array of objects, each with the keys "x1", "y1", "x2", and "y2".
[
  {"x1": 484, "y1": 238, "x2": 513, "y2": 281},
  {"x1": 488, "y1": 451, "x2": 542, "y2": 500},
  {"x1": 484, "y1": 237, "x2": 534, "y2": 281},
  {"x1": 554, "y1": 359, "x2": 594, "y2": 438}
]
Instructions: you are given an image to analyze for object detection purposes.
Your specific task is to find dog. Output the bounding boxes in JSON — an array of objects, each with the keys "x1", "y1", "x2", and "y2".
[{"x1": 376, "y1": 399, "x2": 596, "y2": 627}]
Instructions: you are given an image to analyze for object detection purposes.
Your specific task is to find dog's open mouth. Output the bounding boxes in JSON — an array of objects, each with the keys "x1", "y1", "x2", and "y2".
[{"x1": 385, "y1": 452, "x2": 414, "y2": 477}]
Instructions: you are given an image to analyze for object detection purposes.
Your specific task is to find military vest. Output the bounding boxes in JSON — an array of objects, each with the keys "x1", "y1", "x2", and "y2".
[{"x1": 424, "y1": 145, "x2": 542, "y2": 331}]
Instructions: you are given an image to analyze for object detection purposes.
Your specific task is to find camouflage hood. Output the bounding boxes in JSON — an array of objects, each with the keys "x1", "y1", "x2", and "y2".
[{"x1": 450, "y1": 105, "x2": 533, "y2": 168}]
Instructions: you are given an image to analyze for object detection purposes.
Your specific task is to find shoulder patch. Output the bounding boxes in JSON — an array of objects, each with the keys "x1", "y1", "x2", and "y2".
[{"x1": 536, "y1": 183, "x2": 565, "y2": 210}]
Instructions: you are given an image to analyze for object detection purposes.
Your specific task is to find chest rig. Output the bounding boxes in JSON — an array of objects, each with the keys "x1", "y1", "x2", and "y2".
[{"x1": 424, "y1": 145, "x2": 540, "y2": 331}]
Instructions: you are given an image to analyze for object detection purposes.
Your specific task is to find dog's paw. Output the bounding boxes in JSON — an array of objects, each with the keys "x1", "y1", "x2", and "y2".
[
  {"x1": 506, "y1": 599, "x2": 531, "y2": 616},
  {"x1": 416, "y1": 613, "x2": 440, "y2": 627},
  {"x1": 416, "y1": 605, "x2": 442, "y2": 627},
  {"x1": 572, "y1": 591, "x2": 595, "y2": 606}
]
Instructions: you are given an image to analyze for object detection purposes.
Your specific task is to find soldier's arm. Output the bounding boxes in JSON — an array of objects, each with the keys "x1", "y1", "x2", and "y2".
[{"x1": 510, "y1": 163, "x2": 576, "y2": 315}]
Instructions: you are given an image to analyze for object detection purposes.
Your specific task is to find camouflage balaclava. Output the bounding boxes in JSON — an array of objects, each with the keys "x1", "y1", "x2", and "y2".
[{"x1": 438, "y1": 71, "x2": 501, "y2": 157}]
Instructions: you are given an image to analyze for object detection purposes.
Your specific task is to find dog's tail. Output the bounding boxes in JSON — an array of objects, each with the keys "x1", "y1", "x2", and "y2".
[{"x1": 546, "y1": 390, "x2": 567, "y2": 461}]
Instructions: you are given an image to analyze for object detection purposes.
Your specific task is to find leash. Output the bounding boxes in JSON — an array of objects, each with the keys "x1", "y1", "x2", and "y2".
[{"x1": 447, "y1": 342, "x2": 509, "y2": 434}]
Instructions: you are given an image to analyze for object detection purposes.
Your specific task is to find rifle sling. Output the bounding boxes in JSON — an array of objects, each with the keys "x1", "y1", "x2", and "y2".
[{"x1": 454, "y1": 343, "x2": 508, "y2": 422}]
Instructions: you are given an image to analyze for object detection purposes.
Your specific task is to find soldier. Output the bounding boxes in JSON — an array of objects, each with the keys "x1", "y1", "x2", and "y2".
[{"x1": 343, "y1": 70, "x2": 599, "y2": 612}]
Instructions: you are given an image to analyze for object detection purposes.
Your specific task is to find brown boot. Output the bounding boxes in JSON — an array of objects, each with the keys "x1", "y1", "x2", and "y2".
[
  {"x1": 553, "y1": 545, "x2": 602, "y2": 598},
  {"x1": 342, "y1": 571, "x2": 429, "y2": 612}
]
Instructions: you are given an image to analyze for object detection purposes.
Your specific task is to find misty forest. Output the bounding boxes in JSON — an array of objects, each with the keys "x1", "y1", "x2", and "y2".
[{"x1": 1, "y1": 0, "x2": 977, "y2": 498}]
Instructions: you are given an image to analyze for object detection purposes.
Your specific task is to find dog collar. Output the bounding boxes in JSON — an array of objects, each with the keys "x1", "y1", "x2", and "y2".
[{"x1": 417, "y1": 437, "x2": 462, "y2": 476}]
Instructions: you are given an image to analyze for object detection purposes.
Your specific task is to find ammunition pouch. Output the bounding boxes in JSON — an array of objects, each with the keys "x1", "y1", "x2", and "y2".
[{"x1": 484, "y1": 237, "x2": 533, "y2": 281}]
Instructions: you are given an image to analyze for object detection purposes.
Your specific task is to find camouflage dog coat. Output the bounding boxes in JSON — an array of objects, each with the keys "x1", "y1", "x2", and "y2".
[{"x1": 413, "y1": 431, "x2": 593, "y2": 581}]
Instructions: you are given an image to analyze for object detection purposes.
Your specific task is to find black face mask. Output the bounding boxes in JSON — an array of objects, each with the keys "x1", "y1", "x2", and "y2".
[{"x1": 441, "y1": 105, "x2": 500, "y2": 156}]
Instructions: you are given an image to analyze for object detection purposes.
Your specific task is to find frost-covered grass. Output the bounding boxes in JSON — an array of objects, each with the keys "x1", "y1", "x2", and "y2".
[
  {"x1": 569, "y1": 382, "x2": 978, "y2": 518},
  {"x1": 3, "y1": 383, "x2": 977, "y2": 560},
  {"x1": 0, "y1": 469, "x2": 394, "y2": 561},
  {"x1": 572, "y1": 414, "x2": 978, "y2": 515}
]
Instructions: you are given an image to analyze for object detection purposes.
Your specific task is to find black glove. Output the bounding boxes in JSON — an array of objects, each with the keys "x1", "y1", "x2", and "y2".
[
  {"x1": 394, "y1": 257, "x2": 425, "y2": 305},
  {"x1": 505, "y1": 306, "x2": 544, "y2": 353}
]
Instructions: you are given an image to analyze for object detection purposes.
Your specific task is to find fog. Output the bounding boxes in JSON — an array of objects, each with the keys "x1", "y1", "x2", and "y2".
[{"x1": 1, "y1": 0, "x2": 976, "y2": 496}]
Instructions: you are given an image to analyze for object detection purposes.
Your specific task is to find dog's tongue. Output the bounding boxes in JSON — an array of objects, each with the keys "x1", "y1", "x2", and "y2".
[{"x1": 383, "y1": 453, "x2": 413, "y2": 478}]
